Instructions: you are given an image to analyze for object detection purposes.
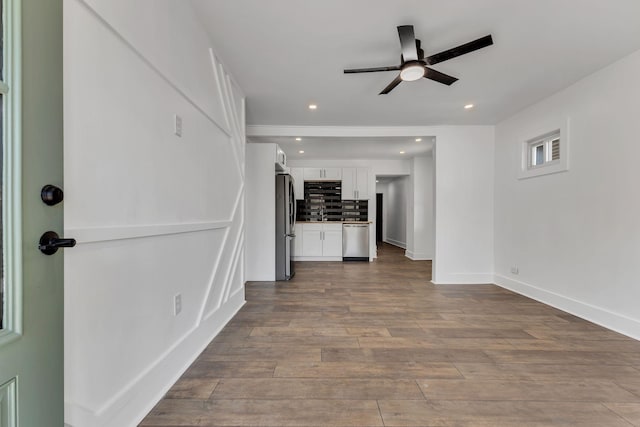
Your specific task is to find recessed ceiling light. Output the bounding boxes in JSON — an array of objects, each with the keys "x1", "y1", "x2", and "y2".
[
  {"x1": 464, "y1": 104, "x2": 474, "y2": 109},
  {"x1": 295, "y1": 137, "x2": 302, "y2": 141},
  {"x1": 415, "y1": 138, "x2": 422, "y2": 142},
  {"x1": 299, "y1": 150, "x2": 305, "y2": 154},
  {"x1": 308, "y1": 104, "x2": 318, "y2": 110},
  {"x1": 399, "y1": 151, "x2": 405, "y2": 154}
]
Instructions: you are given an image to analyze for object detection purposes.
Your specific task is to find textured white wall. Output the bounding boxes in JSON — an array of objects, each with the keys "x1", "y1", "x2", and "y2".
[
  {"x1": 494, "y1": 48, "x2": 640, "y2": 339},
  {"x1": 406, "y1": 155, "x2": 434, "y2": 260},
  {"x1": 64, "y1": 1, "x2": 245, "y2": 425},
  {"x1": 385, "y1": 177, "x2": 409, "y2": 248},
  {"x1": 432, "y1": 127, "x2": 495, "y2": 284},
  {"x1": 245, "y1": 143, "x2": 276, "y2": 280}
]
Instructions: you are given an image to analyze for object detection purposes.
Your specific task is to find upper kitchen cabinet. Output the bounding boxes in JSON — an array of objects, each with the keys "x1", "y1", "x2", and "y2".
[
  {"x1": 290, "y1": 167, "x2": 304, "y2": 200},
  {"x1": 304, "y1": 167, "x2": 342, "y2": 181},
  {"x1": 342, "y1": 167, "x2": 369, "y2": 200}
]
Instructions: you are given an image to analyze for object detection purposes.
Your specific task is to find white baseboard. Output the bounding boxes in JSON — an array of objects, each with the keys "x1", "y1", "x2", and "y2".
[
  {"x1": 405, "y1": 250, "x2": 432, "y2": 261},
  {"x1": 494, "y1": 274, "x2": 640, "y2": 341},
  {"x1": 431, "y1": 272, "x2": 494, "y2": 285},
  {"x1": 293, "y1": 256, "x2": 343, "y2": 261},
  {"x1": 384, "y1": 238, "x2": 406, "y2": 249},
  {"x1": 65, "y1": 291, "x2": 245, "y2": 427}
]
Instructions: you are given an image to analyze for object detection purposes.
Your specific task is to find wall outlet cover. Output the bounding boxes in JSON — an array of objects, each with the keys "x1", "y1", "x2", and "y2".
[
  {"x1": 174, "y1": 114, "x2": 183, "y2": 137},
  {"x1": 174, "y1": 293, "x2": 182, "y2": 316}
]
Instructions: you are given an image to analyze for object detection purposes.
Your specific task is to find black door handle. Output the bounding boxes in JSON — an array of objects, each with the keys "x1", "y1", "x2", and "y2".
[{"x1": 39, "y1": 231, "x2": 76, "y2": 255}]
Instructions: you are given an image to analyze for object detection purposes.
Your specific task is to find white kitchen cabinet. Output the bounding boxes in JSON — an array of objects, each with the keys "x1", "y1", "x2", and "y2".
[
  {"x1": 322, "y1": 224, "x2": 343, "y2": 257},
  {"x1": 303, "y1": 168, "x2": 323, "y2": 181},
  {"x1": 302, "y1": 224, "x2": 323, "y2": 256},
  {"x1": 293, "y1": 224, "x2": 304, "y2": 257},
  {"x1": 341, "y1": 167, "x2": 369, "y2": 200},
  {"x1": 290, "y1": 167, "x2": 304, "y2": 200},
  {"x1": 295, "y1": 223, "x2": 343, "y2": 260},
  {"x1": 323, "y1": 168, "x2": 342, "y2": 180},
  {"x1": 303, "y1": 167, "x2": 342, "y2": 181}
]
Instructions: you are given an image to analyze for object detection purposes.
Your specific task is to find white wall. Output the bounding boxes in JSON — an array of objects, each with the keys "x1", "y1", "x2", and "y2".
[
  {"x1": 245, "y1": 143, "x2": 276, "y2": 280},
  {"x1": 406, "y1": 155, "x2": 434, "y2": 260},
  {"x1": 432, "y1": 127, "x2": 495, "y2": 284},
  {"x1": 64, "y1": 1, "x2": 245, "y2": 425},
  {"x1": 494, "y1": 48, "x2": 640, "y2": 339},
  {"x1": 384, "y1": 177, "x2": 409, "y2": 248}
]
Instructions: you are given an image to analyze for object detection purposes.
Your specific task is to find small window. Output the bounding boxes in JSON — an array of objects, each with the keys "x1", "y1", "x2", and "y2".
[
  {"x1": 527, "y1": 132, "x2": 560, "y2": 170},
  {"x1": 518, "y1": 119, "x2": 569, "y2": 179}
]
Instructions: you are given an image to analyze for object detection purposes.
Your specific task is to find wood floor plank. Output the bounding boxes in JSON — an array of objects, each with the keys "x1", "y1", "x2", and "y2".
[
  {"x1": 211, "y1": 378, "x2": 424, "y2": 400},
  {"x1": 604, "y1": 403, "x2": 640, "y2": 426},
  {"x1": 378, "y1": 400, "x2": 634, "y2": 426},
  {"x1": 417, "y1": 379, "x2": 640, "y2": 402},
  {"x1": 164, "y1": 378, "x2": 220, "y2": 400},
  {"x1": 140, "y1": 243, "x2": 640, "y2": 426},
  {"x1": 273, "y1": 361, "x2": 463, "y2": 379}
]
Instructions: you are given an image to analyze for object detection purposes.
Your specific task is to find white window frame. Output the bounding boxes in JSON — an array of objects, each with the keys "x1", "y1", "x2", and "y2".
[
  {"x1": 518, "y1": 118, "x2": 570, "y2": 179},
  {"x1": 0, "y1": 0, "x2": 23, "y2": 346}
]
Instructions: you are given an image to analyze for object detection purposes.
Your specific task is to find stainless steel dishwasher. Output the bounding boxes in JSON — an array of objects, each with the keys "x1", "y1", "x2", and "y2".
[{"x1": 342, "y1": 223, "x2": 369, "y2": 261}]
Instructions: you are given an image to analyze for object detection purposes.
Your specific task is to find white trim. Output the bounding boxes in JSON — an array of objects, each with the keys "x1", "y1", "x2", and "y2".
[
  {"x1": 247, "y1": 125, "x2": 492, "y2": 138},
  {"x1": 66, "y1": 221, "x2": 232, "y2": 244},
  {"x1": 384, "y1": 238, "x2": 406, "y2": 249},
  {"x1": 494, "y1": 274, "x2": 640, "y2": 341},
  {"x1": 0, "y1": 0, "x2": 23, "y2": 345},
  {"x1": 518, "y1": 118, "x2": 570, "y2": 179},
  {"x1": 431, "y1": 273, "x2": 494, "y2": 285},
  {"x1": 293, "y1": 256, "x2": 343, "y2": 262},
  {"x1": 405, "y1": 250, "x2": 432, "y2": 261}
]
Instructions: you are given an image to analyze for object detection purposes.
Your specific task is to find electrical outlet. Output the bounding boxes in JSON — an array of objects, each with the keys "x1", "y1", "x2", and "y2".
[
  {"x1": 510, "y1": 266, "x2": 519, "y2": 275},
  {"x1": 174, "y1": 293, "x2": 182, "y2": 316},
  {"x1": 174, "y1": 114, "x2": 183, "y2": 137}
]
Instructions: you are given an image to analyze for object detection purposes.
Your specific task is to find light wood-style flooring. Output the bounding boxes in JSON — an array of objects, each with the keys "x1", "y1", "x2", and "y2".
[{"x1": 141, "y1": 243, "x2": 640, "y2": 426}]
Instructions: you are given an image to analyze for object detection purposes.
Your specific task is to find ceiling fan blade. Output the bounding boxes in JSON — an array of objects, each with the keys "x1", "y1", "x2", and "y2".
[
  {"x1": 344, "y1": 65, "x2": 401, "y2": 74},
  {"x1": 397, "y1": 25, "x2": 418, "y2": 62},
  {"x1": 426, "y1": 35, "x2": 494, "y2": 65},
  {"x1": 379, "y1": 74, "x2": 403, "y2": 95},
  {"x1": 424, "y1": 67, "x2": 458, "y2": 86}
]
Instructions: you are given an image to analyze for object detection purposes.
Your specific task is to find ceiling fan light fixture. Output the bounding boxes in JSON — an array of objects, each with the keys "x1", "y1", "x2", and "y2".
[{"x1": 400, "y1": 63, "x2": 425, "y2": 81}]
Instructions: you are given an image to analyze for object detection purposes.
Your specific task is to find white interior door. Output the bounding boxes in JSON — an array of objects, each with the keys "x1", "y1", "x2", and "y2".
[{"x1": 0, "y1": 0, "x2": 64, "y2": 426}]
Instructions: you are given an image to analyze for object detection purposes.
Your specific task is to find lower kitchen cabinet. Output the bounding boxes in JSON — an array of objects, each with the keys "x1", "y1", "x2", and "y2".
[
  {"x1": 322, "y1": 225, "x2": 343, "y2": 257},
  {"x1": 294, "y1": 223, "x2": 343, "y2": 260},
  {"x1": 293, "y1": 224, "x2": 304, "y2": 257}
]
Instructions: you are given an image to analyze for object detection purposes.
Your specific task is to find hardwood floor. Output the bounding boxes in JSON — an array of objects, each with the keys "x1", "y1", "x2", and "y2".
[{"x1": 140, "y1": 243, "x2": 640, "y2": 426}]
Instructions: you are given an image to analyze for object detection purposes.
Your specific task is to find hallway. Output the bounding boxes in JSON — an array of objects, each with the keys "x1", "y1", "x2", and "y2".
[{"x1": 141, "y1": 244, "x2": 640, "y2": 426}]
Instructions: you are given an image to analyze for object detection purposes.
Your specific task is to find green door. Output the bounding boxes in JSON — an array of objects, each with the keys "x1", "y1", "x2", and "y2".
[{"x1": 0, "y1": 0, "x2": 64, "y2": 426}]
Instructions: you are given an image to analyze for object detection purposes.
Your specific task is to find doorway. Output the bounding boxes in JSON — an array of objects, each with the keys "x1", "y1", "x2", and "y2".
[{"x1": 376, "y1": 193, "x2": 383, "y2": 243}]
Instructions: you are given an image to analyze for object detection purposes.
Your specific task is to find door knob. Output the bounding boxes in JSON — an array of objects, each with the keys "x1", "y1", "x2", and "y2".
[
  {"x1": 41, "y1": 185, "x2": 64, "y2": 206},
  {"x1": 39, "y1": 231, "x2": 76, "y2": 255}
]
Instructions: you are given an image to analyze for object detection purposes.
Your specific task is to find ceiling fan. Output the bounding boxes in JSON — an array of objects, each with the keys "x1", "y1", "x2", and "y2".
[{"x1": 344, "y1": 25, "x2": 493, "y2": 94}]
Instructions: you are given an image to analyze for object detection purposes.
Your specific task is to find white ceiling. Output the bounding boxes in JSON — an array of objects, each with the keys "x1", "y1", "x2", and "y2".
[
  {"x1": 250, "y1": 136, "x2": 434, "y2": 160},
  {"x1": 192, "y1": 0, "x2": 640, "y2": 127}
]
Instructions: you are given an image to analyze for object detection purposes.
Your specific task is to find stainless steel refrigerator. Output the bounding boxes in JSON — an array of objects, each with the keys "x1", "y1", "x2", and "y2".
[{"x1": 275, "y1": 174, "x2": 296, "y2": 280}]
